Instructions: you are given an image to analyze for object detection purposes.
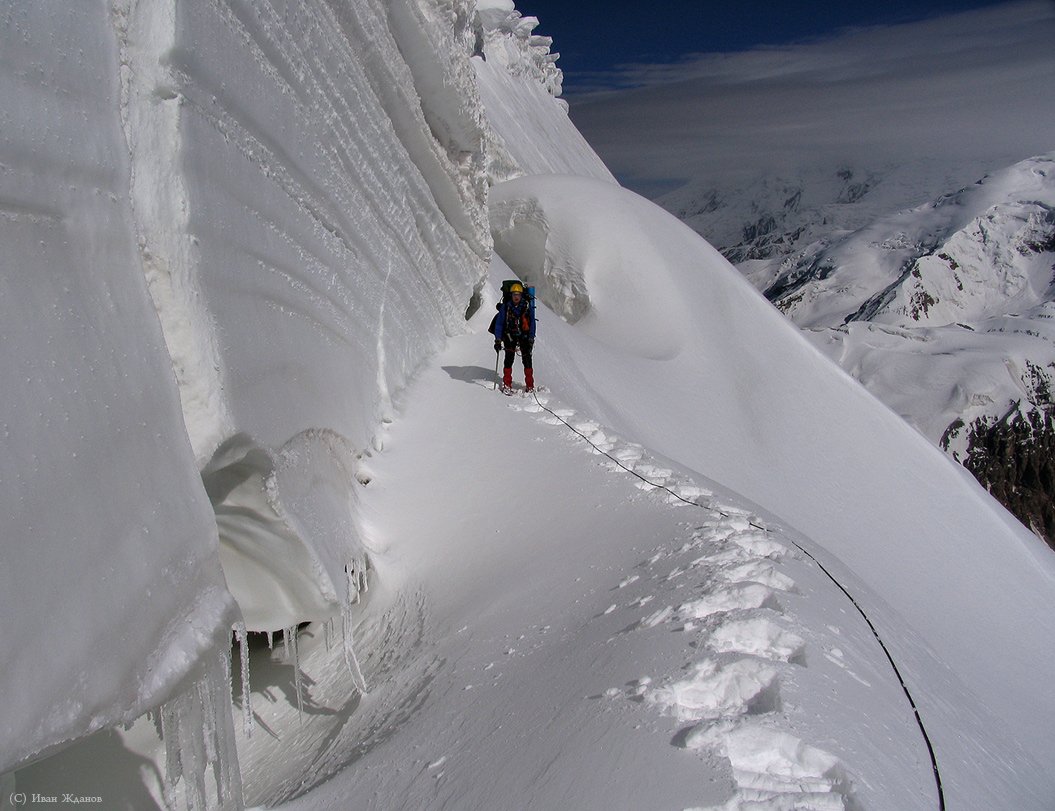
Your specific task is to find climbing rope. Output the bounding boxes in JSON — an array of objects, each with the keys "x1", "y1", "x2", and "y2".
[{"x1": 530, "y1": 388, "x2": 945, "y2": 810}]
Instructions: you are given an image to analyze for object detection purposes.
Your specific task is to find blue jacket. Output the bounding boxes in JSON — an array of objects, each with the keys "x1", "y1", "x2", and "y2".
[{"x1": 494, "y1": 298, "x2": 535, "y2": 341}]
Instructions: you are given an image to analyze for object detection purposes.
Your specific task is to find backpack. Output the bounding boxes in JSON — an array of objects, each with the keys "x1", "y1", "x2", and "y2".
[{"x1": 488, "y1": 280, "x2": 536, "y2": 336}]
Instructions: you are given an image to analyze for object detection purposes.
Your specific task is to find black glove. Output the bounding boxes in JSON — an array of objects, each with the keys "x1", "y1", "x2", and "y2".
[{"x1": 494, "y1": 340, "x2": 502, "y2": 352}]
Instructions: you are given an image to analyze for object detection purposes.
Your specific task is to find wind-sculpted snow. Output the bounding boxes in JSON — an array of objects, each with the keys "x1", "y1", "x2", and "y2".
[
  {"x1": 123, "y1": 0, "x2": 493, "y2": 639},
  {"x1": 151, "y1": 0, "x2": 486, "y2": 455},
  {"x1": 472, "y1": 1, "x2": 615, "y2": 183},
  {"x1": 490, "y1": 176, "x2": 691, "y2": 359},
  {"x1": 2, "y1": 0, "x2": 492, "y2": 774},
  {"x1": 0, "y1": 4, "x2": 239, "y2": 774},
  {"x1": 489, "y1": 173, "x2": 1055, "y2": 773}
]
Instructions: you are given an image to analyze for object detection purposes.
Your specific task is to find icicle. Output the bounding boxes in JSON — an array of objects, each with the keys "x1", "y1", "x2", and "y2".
[
  {"x1": 159, "y1": 656, "x2": 245, "y2": 811},
  {"x1": 284, "y1": 625, "x2": 295, "y2": 664},
  {"x1": 234, "y1": 622, "x2": 253, "y2": 738},
  {"x1": 160, "y1": 701, "x2": 181, "y2": 811},
  {"x1": 342, "y1": 564, "x2": 369, "y2": 693},
  {"x1": 341, "y1": 612, "x2": 369, "y2": 694},
  {"x1": 284, "y1": 625, "x2": 304, "y2": 721},
  {"x1": 175, "y1": 685, "x2": 207, "y2": 811},
  {"x1": 267, "y1": 630, "x2": 274, "y2": 651},
  {"x1": 198, "y1": 678, "x2": 218, "y2": 767},
  {"x1": 212, "y1": 649, "x2": 243, "y2": 810},
  {"x1": 150, "y1": 708, "x2": 163, "y2": 742}
]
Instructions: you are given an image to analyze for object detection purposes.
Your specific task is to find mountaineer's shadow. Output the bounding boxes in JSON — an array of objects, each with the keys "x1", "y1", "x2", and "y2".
[{"x1": 442, "y1": 365, "x2": 500, "y2": 388}]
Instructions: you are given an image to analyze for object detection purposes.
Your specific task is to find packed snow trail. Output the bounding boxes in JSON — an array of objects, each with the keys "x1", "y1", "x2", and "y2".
[
  {"x1": 525, "y1": 388, "x2": 947, "y2": 809},
  {"x1": 270, "y1": 324, "x2": 997, "y2": 810}
]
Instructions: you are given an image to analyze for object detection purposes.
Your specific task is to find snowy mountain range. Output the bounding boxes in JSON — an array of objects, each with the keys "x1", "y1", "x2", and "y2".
[
  {"x1": 572, "y1": 1, "x2": 1055, "y2": 550},
  {"x1": 660, "y1": 135, "x2": 1055, "y2": 553},
  {"x1": 4, "y1": 2, "x2": 1055, "y2": 810}
]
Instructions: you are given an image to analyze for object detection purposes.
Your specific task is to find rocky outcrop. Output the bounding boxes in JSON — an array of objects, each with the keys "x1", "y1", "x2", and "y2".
[{"x1": 963, "y1": 407, "x2": 1055, "y2": 549}]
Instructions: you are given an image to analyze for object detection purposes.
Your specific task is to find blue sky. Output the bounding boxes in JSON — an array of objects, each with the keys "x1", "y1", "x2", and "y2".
[
  {"x1": 514, "y1": 0, "x2": 1012, "y2": 95},
  {"x1": 534, "y1": 0, "x2": 1055, "y2": 199}
]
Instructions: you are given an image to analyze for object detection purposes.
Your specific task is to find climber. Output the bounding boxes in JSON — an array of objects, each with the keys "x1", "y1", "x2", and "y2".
[{"x1": 492, "y1": 281, "x2": 536, "y2": 394}]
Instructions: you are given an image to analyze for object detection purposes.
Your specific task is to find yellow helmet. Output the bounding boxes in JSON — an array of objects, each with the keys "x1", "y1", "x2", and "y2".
[{"x1": 509, "y1": 282, "x2": 524, "y2": 294}]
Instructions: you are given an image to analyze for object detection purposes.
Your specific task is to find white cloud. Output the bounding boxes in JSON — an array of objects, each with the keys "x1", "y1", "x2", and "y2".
[{"x1": 569, "y1": 1, "x2": 1055, "y2": 192}]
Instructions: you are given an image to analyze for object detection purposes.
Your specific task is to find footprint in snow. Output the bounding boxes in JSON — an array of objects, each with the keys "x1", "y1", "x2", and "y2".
[
  {"x1": 646, "y1": 658, "x2": 781, "y2": 723},
  {"x1": 517, "y1": 393, "x2": 846, "y2": 807},
  {"x1": 684, "y1": 724, "x2": 860, "y2": 811},
  {"x1": 718, "y1": 560, "x2": 798, "y2": 593},
  {"x1": 708, "y1": 617, "x2": 806, "y2": 665},
  {"x1": 678, "y1": 583, "x2": 781, "y2": 621},
  {"x1": 731, "y1": 531, "x2": 790, "y2": 560},
  {"x1": 615, "y1": 574, "x2": 640, "y2": 589}
]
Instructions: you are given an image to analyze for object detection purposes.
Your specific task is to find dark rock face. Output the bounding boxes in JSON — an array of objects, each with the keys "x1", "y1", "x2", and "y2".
[{"x1": 963, "y1": 408, "x2": 1055, "y2": 550}]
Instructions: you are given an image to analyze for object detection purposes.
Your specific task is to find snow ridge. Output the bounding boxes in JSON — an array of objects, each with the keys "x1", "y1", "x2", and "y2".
[
  {"x1": 509, "y1": 392, "x2": 871, "y2": 810},
  {"x1": 472, "y1": 2, "x2": 615, "y2": 183},
  {"x1": 519, "y1": 390, "x2": 952, "y2": 809},
  {"x1": 474, "y1": 0, "x2": 563, "y2": 98}
]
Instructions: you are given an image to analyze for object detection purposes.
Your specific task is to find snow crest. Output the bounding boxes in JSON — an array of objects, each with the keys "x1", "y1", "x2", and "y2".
[
  {"x1": 490, "y1": 175, "x2": 693, "y2": 359},
  {"x1": 490, "y1": 173, "x2": 1055, "y2": 777},
  {"x1": 510, "y1": 391, "x2": 864, "y2": 810},
  {"x1": 472, "y1": 2, "x2": 615, "y2": 183}
]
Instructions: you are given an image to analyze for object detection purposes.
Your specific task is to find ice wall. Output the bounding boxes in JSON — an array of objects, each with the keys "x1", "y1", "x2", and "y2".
[
  {"x1": 0, "y1": 4, "x2": 237, "y2": 772},
  {"x1": 2, "y1": 0, "x2": 494, "y2": 772},
  {"x1": 119, "y1": 0, "x2": 490, "y2": 631}
]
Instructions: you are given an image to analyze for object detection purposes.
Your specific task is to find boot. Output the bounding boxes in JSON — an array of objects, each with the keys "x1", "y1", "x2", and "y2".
[
  {"x1": 502, "y1": 367, "x2": 513, "y2": 393},
  {"x1": 525, "y1": 368, "x2": 534, "y2": 392}
]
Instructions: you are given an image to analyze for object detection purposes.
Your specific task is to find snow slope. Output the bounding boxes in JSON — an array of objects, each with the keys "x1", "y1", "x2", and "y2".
[
  {"x1": 268, "y1": 298, "x2": 962, "y2": 810},
  {"x1": 40, "y1": 173, "x2": 1047, "y2": 808},
  {"x1": 202, "y1": 251, "x2": 1046, "y2": 809},
  {"x1": 570, "y1": 1, "x2": 1055, "y2": 546},
  {"x1": 488, "y1": 173, "x2": 1055, "y2": 772}
]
